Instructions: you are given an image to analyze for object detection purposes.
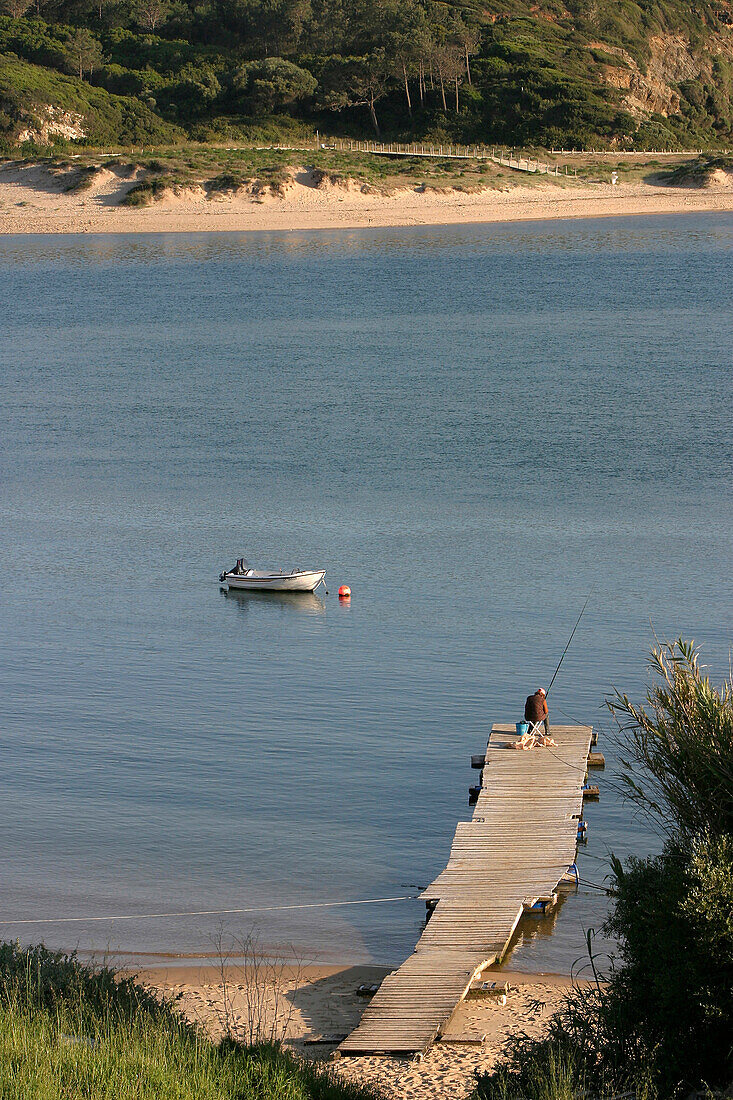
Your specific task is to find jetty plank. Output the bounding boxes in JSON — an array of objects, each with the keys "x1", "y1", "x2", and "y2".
[{"x1": 339, "y1": 722, "x2": 593, "y2": 1055}]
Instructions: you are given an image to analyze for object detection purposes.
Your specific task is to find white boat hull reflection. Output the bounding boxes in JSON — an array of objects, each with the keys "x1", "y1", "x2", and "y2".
[{"x1": 221, "y1": 588, "x2": 326, "y2": 615}]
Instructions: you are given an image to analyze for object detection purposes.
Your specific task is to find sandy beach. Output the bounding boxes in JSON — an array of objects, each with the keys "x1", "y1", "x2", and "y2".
[
  {"x1": 135, "y1": 962, "x2": 590, "y2": 1100},
  {"x1": 2, "y1": 159, "x2": 733, "y2": 234}
]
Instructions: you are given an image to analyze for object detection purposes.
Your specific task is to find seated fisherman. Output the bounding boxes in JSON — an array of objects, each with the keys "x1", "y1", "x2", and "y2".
[{"x1": 525, "y1": 687, "x2": 549, "y2": 736}]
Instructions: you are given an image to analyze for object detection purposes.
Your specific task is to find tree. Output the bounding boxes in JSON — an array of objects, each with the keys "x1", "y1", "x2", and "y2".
[
  {"x1": 275, "y1": 0, "x2": 311, "y2": 54},
  {"x1": 62, "y1": 28, "x2": 103, "y2": 79},
  {"x1": 318, "y1": 52, "x2": 388, "y2": 135},
  {"x1": 457, "y1": 26, "x2": 480, "y2": 85},
  {"x1": 232, "y1": 57, "x2": 316, "y2": 114},
  {"x1": 371, "y1": 0, "x2": 429, "y2": 117},
  {"x1": 608, "y1": 639, "x2": 733, "y2": 838},
  {"x1": 95, "y1": 0, "x2": 117, "y2": 23},
  {"x1": 605, "y1": 641, "x2": 733, "y2": 1091},
  {"x1": 431, "y1": 44, "x2": 448, "y2": 112},
  {"x1": 303, "y1": 0, "x2": 346, "y2": 53},
  {"x1": 2, "y1": 0, "x2": 32, "y2": 16},
  {"x1": 170, "y1": 62, "x2": 222, "y2": 116},
  {"x1": 135, "y1": 0, "x2": 168, "y2": 31},
  {"x1": 214, "y1": 0, "x2": 311, "y2": 56},
  {"x1": 441, "y1": 46, "x2": 465, "y2": 112}
]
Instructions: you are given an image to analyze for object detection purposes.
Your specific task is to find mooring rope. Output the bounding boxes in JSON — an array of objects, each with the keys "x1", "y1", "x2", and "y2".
[
  {"x1": 0, "y1": 894, "x2": 419, "y2": 927},
  {"x1": 544, "y1": 745, "x2": 590, "y2": 772}
]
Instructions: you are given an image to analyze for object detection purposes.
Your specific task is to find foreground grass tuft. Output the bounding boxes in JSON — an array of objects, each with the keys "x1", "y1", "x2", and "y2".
[{"x1": 0, "y1": 943, "x2": 380, "y2": 1100}]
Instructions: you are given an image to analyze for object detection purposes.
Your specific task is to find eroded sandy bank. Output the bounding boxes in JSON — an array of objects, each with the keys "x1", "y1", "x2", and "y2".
[{"x1": 2, "y1": 159, "x2": 733, "y2": 234}]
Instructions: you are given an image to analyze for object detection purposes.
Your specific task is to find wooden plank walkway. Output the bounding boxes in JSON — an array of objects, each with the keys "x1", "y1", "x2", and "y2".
[
  {"x1": 273, "y1": 138, "x2": 574, "y2": 176},
  {"x1": 339, "y1": 723, "x2": 593, "y2": 1055}
]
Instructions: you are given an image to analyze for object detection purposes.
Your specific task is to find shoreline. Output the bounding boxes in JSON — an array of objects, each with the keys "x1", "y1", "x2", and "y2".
[
  {"x1": 2, "y1": 165, "x2": 733, "y2": 235},
  {"x1": 130, "y1": 960, "x2": 582, "y2": 986}
]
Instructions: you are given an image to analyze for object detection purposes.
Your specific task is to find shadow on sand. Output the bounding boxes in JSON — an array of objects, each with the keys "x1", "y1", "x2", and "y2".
[{"x1": 285, "y1": 964, "x2": 389, "y2": 1051}]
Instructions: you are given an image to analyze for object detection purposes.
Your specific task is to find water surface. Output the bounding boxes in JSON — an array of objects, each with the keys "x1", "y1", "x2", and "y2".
[{"x1": 1, "y1": 215, "x2": 732, "y2": 972}]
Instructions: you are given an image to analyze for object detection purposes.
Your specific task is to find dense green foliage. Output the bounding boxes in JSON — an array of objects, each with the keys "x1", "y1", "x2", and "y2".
[
  {"x1": 0, "y1": 53, "x2": 181, "y2": 149},
  {"x1": 602, "y1": 833, "x2": 733, "y2": 1093},
  {"x1": 474, "y1": 640, "x2": 733, "y2": 1099},
  {"x1": 0, "y1": 941, "x2": 381, "y2": 1100},
  {"x1": 1, "y1": 0, "x2": 733, "y2": 148}
]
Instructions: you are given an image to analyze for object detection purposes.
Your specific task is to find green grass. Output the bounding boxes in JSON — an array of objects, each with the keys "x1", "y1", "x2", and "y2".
[
  {"x1": 0, "y1": 54, "x2": 183, "y2": 147},
  {"x1": 104, "y1": 145, "x2": 720, "y2": 194},
  {"x1": 114, "y1": 147, "x2": 574, "y2": 201},
  {"x1": 0, "y1": 1002, "x2": 368, "y2": 1099},
  {"x1": 657, "y1": 153, "x2": 733, "y2": 184},
  {"x1": 0, "y1": 942, "x2": 381, "y2": 1100},
  {"x1": 4, "y1": 143, "x2": 717, "y2": 201},
  {"x1": 474, "y1": 1043, "x2": 593, "y2": 1100}
]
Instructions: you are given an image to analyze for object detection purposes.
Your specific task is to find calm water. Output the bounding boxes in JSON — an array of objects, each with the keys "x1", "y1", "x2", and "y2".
[{"x1": 1, "y1": 215, "x2": 732, "y2": 973}]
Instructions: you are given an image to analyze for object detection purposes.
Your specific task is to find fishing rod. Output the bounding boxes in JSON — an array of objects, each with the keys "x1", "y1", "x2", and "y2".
[
  {"x1": 530, "y1": 589, "x2": 595, "y2": 773},
  {"x1": 545, "y1": 589, "x2": 593, "y2": 699}
]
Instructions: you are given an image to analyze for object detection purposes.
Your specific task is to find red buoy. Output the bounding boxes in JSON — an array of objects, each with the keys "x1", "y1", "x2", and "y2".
[{"x1": 338, "y1": 584, "x2": 351, "y2": 598}]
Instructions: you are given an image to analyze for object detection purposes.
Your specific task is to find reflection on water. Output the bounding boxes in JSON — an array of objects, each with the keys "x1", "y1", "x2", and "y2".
[
  {"x1": 220, "y1": 587, "x2": 326, "y2": 616},
  {"x1": 2, "y1": 213, "x2": 733, "y2": 270},
  {"x1": 494, "y1": 888, "x2": 615, "y2": 977}
]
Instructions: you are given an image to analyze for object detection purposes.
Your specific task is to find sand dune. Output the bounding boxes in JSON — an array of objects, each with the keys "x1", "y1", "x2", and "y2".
[{"x1": 2, "y1": 159, "x2": 733, "y2": 234}]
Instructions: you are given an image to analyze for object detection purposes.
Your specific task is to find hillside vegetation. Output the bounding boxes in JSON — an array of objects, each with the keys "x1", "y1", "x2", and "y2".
[
  {"x1": 0, "y1": 54, "x2": 181, "y2": 145},
  {"x1": 1, "y1": 0, "x2": 733, "y2": 151}
]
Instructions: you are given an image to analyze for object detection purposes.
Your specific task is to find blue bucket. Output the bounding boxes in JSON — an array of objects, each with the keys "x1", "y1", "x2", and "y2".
[{"x1": 516, "y1": 721, "x2": 529, "y2": 736}]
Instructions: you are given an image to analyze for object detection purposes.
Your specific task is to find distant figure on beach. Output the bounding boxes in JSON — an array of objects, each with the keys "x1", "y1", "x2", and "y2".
[{"x1": 525, "y1": 687, "x2": 549, "y2": 735}]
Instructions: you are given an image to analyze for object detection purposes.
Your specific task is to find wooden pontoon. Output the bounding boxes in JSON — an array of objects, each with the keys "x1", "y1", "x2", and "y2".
[{"x1": 339, "y1": 723, "x2": 595, "y2": 1056}]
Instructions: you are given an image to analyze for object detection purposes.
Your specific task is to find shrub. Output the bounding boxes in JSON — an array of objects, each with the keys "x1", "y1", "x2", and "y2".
[
  {"x1": 121, "y1": 174, "x2": 170, "y2": 202},
  {"x1": 0, "y1": 54, "x2": 183, "y2": 145},
  {"x1": 603, "y1": 833, "x2": 733, "y2": 1093},
  {"x1": 0, "y1": 941, "x2": 174, "y2": 1023},
  {"x1": 231, "y1": 57, "x2": 317, "y2": 115}
]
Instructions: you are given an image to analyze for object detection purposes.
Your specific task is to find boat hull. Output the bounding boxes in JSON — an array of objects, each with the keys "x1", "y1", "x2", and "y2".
[{"x1": 223, "y1": 570, "x2": 325, "y2": 593}]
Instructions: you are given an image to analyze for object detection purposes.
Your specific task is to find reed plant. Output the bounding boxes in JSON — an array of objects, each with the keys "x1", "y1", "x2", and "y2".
[
  {"x1": 210, "y1": 928, "x2": 304, "y2": 1046},
  {"x1": 609, "y1": 638, "x2": 733, "y2": 837}
]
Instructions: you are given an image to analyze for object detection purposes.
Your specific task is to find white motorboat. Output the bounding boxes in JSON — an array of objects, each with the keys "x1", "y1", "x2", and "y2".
[{"x1": 219, "y1": 558, "x2": 326, "y2": 593}]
